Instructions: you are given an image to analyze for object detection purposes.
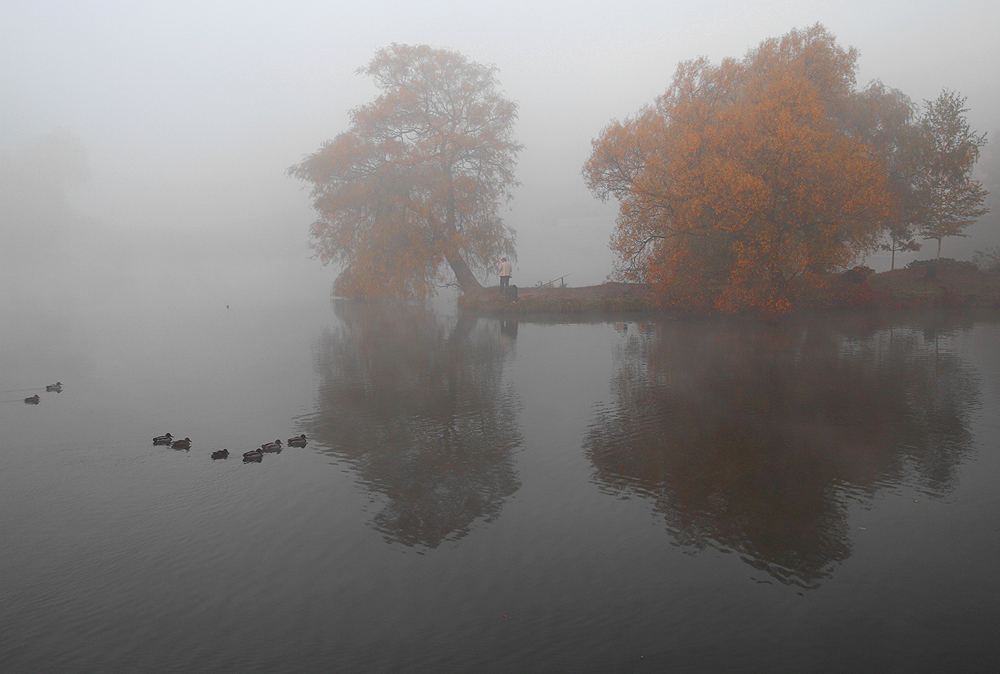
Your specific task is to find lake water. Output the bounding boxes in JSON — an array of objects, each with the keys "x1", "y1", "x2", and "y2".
[{"x1": 2, "y1": 262, "x2": 999, "y2": 673}]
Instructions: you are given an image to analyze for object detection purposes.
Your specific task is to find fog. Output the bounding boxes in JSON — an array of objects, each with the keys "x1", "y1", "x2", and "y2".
[{"x1": 3, "y1": 0, "x2": 999, "y2": 298}]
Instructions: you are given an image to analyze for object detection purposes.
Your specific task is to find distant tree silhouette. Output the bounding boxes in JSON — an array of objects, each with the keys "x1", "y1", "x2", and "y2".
[{"x1": 916, "y1": 90, "x2": 989, "y2": 259}]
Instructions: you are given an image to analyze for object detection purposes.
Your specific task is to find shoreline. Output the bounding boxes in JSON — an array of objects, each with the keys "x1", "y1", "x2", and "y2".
[
  {"x1": 458, "y1": 265, "x2": 1000, "y2": 317},
  {"x1": 458, "y1": 282, "x2": 656, "y2": 315}
]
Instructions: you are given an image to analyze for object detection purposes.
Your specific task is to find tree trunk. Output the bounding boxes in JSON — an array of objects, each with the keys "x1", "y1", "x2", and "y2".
[
  {"x1": 441, "y1": 177, "x2": 483, "y2": 292},
  {"x1": 446, "y1": 251, "x2": 483, "y2": 291},
  {"x1": 927, "y1": 238, "x2": 942, "y2": 280}
]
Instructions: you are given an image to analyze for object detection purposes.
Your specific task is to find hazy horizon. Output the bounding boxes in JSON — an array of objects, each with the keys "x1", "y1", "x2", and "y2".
[{"x1": 3, "y1": 1, "x2": 999, "y2": 293}]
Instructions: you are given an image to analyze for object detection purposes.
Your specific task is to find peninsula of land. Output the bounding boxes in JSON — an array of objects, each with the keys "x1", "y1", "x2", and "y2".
[{"x1": 459, "y1": 263, "x2": 1000, "y2": 317}]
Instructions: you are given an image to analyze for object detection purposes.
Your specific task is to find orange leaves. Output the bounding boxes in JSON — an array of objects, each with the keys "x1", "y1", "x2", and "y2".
[
  {"x1": 290, "y1": 44, "x2": 521, "y2": 299},
  {"x1": 584, "y1": 24, "x2": 894, "y2": 317}
]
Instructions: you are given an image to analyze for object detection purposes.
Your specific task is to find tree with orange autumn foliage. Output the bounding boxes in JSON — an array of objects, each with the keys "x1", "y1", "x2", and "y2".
[
  {"x1": 289, "y1": 44, "x2": 521, "y2": 300},
  {"x1": 583, "y1": 25, "x2": 895, "y2": 317}
]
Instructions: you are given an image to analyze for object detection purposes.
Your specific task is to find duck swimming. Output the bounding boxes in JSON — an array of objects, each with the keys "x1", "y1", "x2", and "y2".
[
  {"x1": 261, "y1": 439, "x2": 283, "y2": 453},
  {"x1": 171, "y1": 437, "x2": 192, "y2": 449},
  {"x1": 243, "y1": 449, "x2": 263, "y2": 462},
  {"x1": 24, "y1": 395, "x2": 40, "y2": 404},
  {"x1": 153, "y1": 433, "x2": 173, "y2": 445},
  {"x1": 211, "y1": 449, "x2": 229, "y2": 460},
  {"x1": 287, "y1": 434, "x2": 308, "y2": 447},
  {"x1": 45, "y1": 382, "x2": 63, "y2": 392}
]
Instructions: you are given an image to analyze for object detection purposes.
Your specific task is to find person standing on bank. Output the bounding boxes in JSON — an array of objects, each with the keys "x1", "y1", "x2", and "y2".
[{"x1": 498, "y1": 257, "x2": 512, "y2": 295}]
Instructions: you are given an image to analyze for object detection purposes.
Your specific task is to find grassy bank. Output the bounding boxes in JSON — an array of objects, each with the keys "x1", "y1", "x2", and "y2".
[
  {"x1": 795, "y1": 262, "x2": 1000, "y2": 312},
  {"x1": 458, "y1": 282, "x2": 656, "y2": 315},
  {"x1": 459, "y1": 263, "x2": 1000, "y2": 317}
]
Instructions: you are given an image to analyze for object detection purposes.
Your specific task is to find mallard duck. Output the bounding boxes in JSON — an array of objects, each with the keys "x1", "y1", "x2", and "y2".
[
  {"x1": 171, "y1": 437, "x2": 192, "y2": 449},
  {"x1": 24, "y1": 395, "x2": 40, "y2": 404},
  {"x1": 46, "y1": 382, "x2": 63, "y2": 392},
  {"x1": 153, "y1": 433, "x2": 173, "y2": 445},
  {"x1": 287, "y1": 434, "x2": 308, "y2": 447},
  {"x1": 261, "y1": 439, "x2": 283, "y2": 453},
  {"x1": 243, "y1": 449, "x2": 263, "y2": 462},
  {"x1": 211, "y1": 449, "x2": 229, "y2": 459}
]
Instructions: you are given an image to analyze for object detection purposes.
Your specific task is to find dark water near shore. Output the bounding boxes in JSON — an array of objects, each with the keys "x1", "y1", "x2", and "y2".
[{"x1": 2, "y1": 267, "x2": 999, "y2": 673}]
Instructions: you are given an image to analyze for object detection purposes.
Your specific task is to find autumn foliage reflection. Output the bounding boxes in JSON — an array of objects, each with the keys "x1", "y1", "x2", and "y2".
[
  {"x1": 584, "y1": 315, "x2": 979, "y2": 587},
  {"x1": 304, "y1": 301, "x2": 521, "y2": 547}
]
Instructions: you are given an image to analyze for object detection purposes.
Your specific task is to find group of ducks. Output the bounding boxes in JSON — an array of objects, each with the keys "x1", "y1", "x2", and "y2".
[
  {"x1": 152, "y1": 433, "x2": 309, "y2": 462},
  {"x1": 22, "y1": 385, "x2": 309, "y2": 463},
  {"x1": 23, "y1": 382, "x2": 63, "y2": 404}
]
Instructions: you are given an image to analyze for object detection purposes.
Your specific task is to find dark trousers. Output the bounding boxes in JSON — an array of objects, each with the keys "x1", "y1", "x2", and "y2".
[{"x1": 500, "y1": 276, "x2": 510, "y2": 294}]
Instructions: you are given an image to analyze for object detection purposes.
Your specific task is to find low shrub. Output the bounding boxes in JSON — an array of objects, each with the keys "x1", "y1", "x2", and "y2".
[
  {"x1": 973, "y1": 246, "x2": 1000, "y2": 273},
  {"x1": 841, "y1": 265, "x2": 874, "y2": 284},
  {"x1": 905, "y1": 258, "x2": 978, "y2": 272}
]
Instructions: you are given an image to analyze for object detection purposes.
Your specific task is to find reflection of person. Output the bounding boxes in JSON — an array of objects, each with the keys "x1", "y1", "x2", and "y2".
[{"x1": 498, "y1": 257, "x2": 512, "y2": 295}]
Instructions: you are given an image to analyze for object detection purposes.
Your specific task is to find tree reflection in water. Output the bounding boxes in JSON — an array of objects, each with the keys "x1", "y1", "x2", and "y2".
[
  {"x1": 303, "y1": 301, "x2": 521, "y2": 548},
  {"x1": 584, "y1": 313, "x2": 980, "y2": 588}
]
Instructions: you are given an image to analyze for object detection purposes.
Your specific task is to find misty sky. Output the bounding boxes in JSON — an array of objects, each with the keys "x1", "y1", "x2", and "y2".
[{"x1": 3, "y1": 0, "x2": 999, "y2": 288}]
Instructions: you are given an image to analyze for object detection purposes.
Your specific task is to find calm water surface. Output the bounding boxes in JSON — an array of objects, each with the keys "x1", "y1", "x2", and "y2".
[{"x1": 2, "y1": 267, "x2": 998, "y2": 673}]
